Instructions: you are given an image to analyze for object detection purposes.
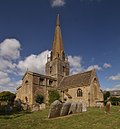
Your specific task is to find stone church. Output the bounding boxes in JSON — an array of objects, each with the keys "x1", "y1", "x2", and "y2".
[{"x1": 16, "y1": 15, "x2": 103, "y2": 107}]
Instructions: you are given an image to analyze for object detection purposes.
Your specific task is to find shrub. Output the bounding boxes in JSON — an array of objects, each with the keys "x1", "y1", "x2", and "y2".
[
  {"x1": 0, "y1": 91, "x2": 16, "y2": 105},
  {"x1": 35, "y1": 94, "x2": 44, "y2": 104},
  {"x1": 110, "y1": 97, "x2": 119, "y2": 106},
  {"x1": 48, "y1": 90, "x2": 60, "y2": 104},
  {"x1": 103, "y1": 91, "x2": 110, "y2": 105}
]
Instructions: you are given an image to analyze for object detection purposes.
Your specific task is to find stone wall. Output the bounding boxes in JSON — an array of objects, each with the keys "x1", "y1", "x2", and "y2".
[
  {"x1": 16, "y1": 72, "x2": 33, "y2": 105},
  {"x1": 61, "y1": 82, "x2": 103, "y2": 107},
  {"x1": 63, "y1": 86, "x2": 90, "y2": 107}
]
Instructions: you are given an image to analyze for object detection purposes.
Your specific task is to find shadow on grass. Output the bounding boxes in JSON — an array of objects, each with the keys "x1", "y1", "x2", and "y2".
[{"x1": 0, "y1": 111, "x2": 33, "y2": 119}]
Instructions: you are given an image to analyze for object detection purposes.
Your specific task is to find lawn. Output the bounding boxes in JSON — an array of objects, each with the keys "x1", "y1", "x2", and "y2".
[{"x1": 0, "y1": 106, "x2": 120, "y2": 129}]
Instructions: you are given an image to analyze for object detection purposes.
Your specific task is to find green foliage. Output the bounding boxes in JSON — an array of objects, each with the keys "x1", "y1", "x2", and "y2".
[
  {"x1": 35, "y1": 94, "x2": 44, "y2": 104},
  {"x1": 110, "y1": 97, "x2": 119, "y2": 105},
  {"x1": 48, "y1": 90, "x2": 60, "y2": 104},
  {"x1": 103, "y1": 91, "x2": 110, "y2": 105},
  {"x1": 0, "y1": 91, "x2": 16, "y2": 105}
]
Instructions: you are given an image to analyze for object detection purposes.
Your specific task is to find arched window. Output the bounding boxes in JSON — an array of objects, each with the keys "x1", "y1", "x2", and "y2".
[
  {"x1": 77, "y1": 88, "x2": 83, "y2": 97},
  {"x1": 25, "y1": 80, "x2": 29, "y2": 85},
  {"x1": 25, "y1": 80, "x2": 29, "y2": 94}
]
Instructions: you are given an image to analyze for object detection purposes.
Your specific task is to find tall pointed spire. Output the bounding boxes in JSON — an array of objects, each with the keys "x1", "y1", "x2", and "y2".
[
  {"x1": 56, "y1": 14, "x2": 60, "y2": 26},
  {"x1": 51, "y1": 14, "x2": 64, "y2": 60}
]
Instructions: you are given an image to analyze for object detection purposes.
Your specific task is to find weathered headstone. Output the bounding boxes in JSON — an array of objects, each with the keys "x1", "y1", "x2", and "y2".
[
  {"x1": 76, "y1": 102, "x2": 82, "y2": 113},
  {"x1": 48, "y1": 100, "x2": 62, "y2": 118},
  {"x1": 82, "y1": 102, "x2": 87, "y2": 112},
  {"x1": 22, "y1": 103, "x2": 29, "y2": 111},
  {"x1": 39, "y1": 103, "x2": 45, "y2": 110},
  {"x1": 60, "y1": 102, "x2": 71, "y2": 116},
  {"x1": 106, "y1": 101, "x2": 111, "y2": 113},
  {"x1": 68, "y1": 102, "x2": 77, "y2": 114},
  {"x1": 32, "y1": 104, "x2": 39, "y2": 112}
]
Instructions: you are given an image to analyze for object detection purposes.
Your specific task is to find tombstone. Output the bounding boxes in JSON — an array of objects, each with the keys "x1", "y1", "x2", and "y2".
[
  {"x1": 39, "y1": 103, "x2": 45, "y2": 110},
  {"x1": 68, "y1": 102, "x2": 77, "y2": 114},
  {"x1": 105, "y1": 101, "x2": 111, "y2": 113},
  {"x1": 82, "y1": 102, "x2": 87, "y2": 112},
  {"x1": 60, "y1": 102, "x2": 71, "y2": 116},
  {"x1": 32, "y1": 104, "x2": 39, "y2": 112},
  {"x1": 22, "y1": 103, "x2": 29, "y2": 111},
  {"x1": 76, "y1": 102, "x2": 82, "y2": 113},
  {"x1": 48, "y1": 100, "x2": 62, "y2": 118}
]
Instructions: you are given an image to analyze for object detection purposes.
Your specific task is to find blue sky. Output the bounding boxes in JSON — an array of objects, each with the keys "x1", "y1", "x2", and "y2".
[{"x1": 0, "y1": 0, "x2": 120, "y2": 92}]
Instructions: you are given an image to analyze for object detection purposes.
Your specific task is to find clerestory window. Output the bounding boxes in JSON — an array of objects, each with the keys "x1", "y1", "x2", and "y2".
[{"x1": 39, "y1": 78, "x2": 44, "y2": 85}]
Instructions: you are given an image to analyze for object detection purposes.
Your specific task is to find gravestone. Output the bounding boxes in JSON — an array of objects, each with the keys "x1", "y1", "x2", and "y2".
[
  {"x1": 106, "y1": 101, "x2": 111, "y2": 113},
  {"x1": 22, "y1": 103, "x2": 29, "y2": 111},
  {"x1": 68, "y1": 102, "x2": 77, "y2": 114},
  {"x1": 32, "y1": 104, "x2": 39, "y2": 112},
  {"x1": 76, "y1": 102, "x2": 82, "y2": 113},
  {"x1": 39, "y1": 103, "x2": 45, "y2": 110},
  {"x1": 60, "y1": 102, "x2": 71, "y2": 116},
  {"x1": 82, "y1": 102, "x2": 87, "y2": 112},
  {"x1": 48, "y1": 100, "x2": 62, "y2": 118}
]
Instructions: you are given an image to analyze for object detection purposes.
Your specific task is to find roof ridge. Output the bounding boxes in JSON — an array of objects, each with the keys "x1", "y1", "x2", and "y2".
[{"x1": 63, "y1": 69, "x2": 93, "y2": 78}]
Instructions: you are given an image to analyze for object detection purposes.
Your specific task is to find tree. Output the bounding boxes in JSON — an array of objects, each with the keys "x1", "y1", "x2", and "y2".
[
  {"x1": 35, "y1": 94, "x2": 44, "y2": 104},
  {"x1": 110, "y1": 97, "x2": 119, "y2": 106},
  {"x1": 0, "y1": 91, "x2": 16, "y2": 105},
  {"x1": 103, "y1": 91, "x2": 110, "y2": 105},
  {"x1": 48, "y1": 90, "x2": 60, "y2": 104}
]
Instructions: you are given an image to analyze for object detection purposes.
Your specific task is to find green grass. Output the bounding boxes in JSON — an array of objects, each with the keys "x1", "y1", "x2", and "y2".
[{"x1": 0, "y1": 106, "x2": 120, "y2": 129}]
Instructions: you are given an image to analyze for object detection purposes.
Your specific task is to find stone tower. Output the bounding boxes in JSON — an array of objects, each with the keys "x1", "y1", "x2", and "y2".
[{"x1": 46, "y1": 14, "x2": 70, "y2": 86}]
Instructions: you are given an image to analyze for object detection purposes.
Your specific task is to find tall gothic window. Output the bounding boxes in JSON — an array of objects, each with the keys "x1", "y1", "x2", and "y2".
[
  {"x1": 25, "y1": 80, "x2": 29, "y2": 94},
  {"x1": 77, "y1": 88, "x2": 83, "y2": 97}
]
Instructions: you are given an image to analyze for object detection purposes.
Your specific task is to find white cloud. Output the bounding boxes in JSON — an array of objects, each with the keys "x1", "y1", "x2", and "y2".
[
  {"x1": 0, "y1": 71, "x2": 11, "y2": 85},
  {"x1": 68, "y1": 56, "x2": 103, "y2": 74},
  {"x1": 112, "y1": 84, "x2": 120, "y2": 90},
  {"x1": 0, "y1": 38, "x2": 50, "y2": 92},
  {"x1": 68, "y1": 55, "x2": 84, "y2": 74},
  {"x1": 108, "y1": 73, "x2": 120, "y2": 81},
  {"x1": 103, "y1": 63, "x2": 112, "y2": 69},
  {"x1": 0, "y1": 38, "x2": 22, "y2": 92},
  {"x1": 86, "y1": 65, "x2": 102, "y2": 71},
  {"x1": 51, "y1": 0, "x2": 66, "y2": 7},
  {"x1": 17, "y1": 50, "x2": 50, "y2": 75},
  {"x1": 0, "y1": 58, "x2": 17, "y2": 74},
  {"x1": 0, "y1": 71, "x2": 8, "y2": 79},
  {"x1": 105, "y1": 84, "x2": 120, "y2": 91},
  {"x1": 0, "y1": 39, "x2": 21, "y2": 60}
]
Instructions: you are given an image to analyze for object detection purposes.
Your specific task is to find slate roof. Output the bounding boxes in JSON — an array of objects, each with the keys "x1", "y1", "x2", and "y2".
[
  {"x1": 22, "y1": 71, "x2": 56, "y2": 81},
  {"x1": 58, "y1": 70, "x2": 95, "y2": 90}
]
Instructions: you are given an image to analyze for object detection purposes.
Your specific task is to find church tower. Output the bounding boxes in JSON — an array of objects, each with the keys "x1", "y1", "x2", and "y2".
[{"x1": 45, "y1": 14, "x2": 70, "y2": 85}]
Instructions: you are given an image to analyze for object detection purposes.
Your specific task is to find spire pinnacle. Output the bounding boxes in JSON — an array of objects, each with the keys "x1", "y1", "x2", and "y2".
[
  {"x1": 51, "y1": 15, "x2": 64, "y2": 60},
  {"x1": 56, "y1": 14, "x2": 60, "y2": 26}
]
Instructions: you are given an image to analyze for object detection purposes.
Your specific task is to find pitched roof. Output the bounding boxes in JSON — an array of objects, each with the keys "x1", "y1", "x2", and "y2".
[
  {"x1": 58, "y1": 70, "x2": 95, "y2": 90},
  {"x1": 22, "y1": 71, "x2": 56, "y2": 81}
]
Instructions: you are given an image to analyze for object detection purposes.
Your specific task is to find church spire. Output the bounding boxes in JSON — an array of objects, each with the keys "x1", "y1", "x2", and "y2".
[
  {"x1": 51, "y1": 14, "x2": 64, "y2": 60},
  {"x1": 56, "y1": 14, "x2": 60, "y2": 26}
]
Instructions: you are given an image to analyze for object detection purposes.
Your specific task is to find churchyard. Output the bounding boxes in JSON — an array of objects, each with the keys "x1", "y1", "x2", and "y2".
[{"x1": 0, "y1": 106, "x2": 120, "y2": 129}]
